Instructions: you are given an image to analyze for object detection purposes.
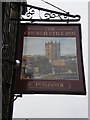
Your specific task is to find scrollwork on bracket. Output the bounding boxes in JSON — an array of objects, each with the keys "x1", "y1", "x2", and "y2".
[
  {"x1": 44, "y1": 12, "x2": 58, "y2": 19},
  {"x1": 21, "y1": 7, "x2": 35, "y2": 19},
  {"x1": 10, "y1": 3, "x2": 81, "y2": 22},
  {"x1": 39, "y1": 12, "x2": 58, "y2": 20},
  {"x1": 20, "y1": 6, "x2": 80, "y2": 22}
]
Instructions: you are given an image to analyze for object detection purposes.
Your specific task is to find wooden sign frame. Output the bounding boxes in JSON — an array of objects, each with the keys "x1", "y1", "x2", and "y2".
[{"x1": 14, "y1": 23, "x2": 86, "y2": 95}]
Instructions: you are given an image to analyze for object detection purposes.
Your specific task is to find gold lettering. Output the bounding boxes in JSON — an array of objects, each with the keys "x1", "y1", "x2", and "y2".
[
  {"x1": 24, "y1": 30, "x2": 76, "y2": 36},
  {"x1": 35, "y1": 83, "x2": 41, "y2": 87},
  {"x1": 65, "y1": 32, "x2": 75, "y2": 36},
  {"x1": 45, "y1": 27, "x2": 55, "y2": 31},
  {"x1": 43, "y1": 32, "x2": 48, "y2": 36},
  {"x1": 60, "y1": 83, "x2": 64, "y2": 88},
  {"x1": 35, "y1": 82, "x2": 65, "y2": 88},
  {"x1": 36, "y1": 32, "x2": 40, "y2": 35}
]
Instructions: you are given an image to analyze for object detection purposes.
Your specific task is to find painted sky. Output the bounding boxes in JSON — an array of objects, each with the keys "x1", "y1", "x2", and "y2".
[{"x1": 23, "y1": 37, "x2": 77, "y2": 56}]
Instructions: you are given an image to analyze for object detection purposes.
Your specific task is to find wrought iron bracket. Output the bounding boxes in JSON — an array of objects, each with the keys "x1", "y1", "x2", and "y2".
[
  {"x1": 3, "y1": 94, "x2": 23, "y2": 106},
  {"x1": 14, "y1": 94, "x2": 23, "y2": 101},
  {"x1": 10, "y1": 2, "x2": 81, "y2": 23}
]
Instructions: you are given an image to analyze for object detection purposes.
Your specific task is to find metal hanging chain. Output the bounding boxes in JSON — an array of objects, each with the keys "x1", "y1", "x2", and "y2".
[{"x1": 41, "y1": 0, "x2": 67, "y2": 13}]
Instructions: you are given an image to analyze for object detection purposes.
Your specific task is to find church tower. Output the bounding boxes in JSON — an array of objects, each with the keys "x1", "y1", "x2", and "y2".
[{"x1": 45, "y1": 41, "x2": 60, "y2": 63}]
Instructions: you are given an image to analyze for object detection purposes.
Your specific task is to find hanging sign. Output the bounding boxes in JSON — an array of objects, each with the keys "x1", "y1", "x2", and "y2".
[{"x1": 15, "y1": 23, "x2": 86, "y2": 95}]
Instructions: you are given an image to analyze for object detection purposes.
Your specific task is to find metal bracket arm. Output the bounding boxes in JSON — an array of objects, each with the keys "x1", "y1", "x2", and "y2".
[
  {"x1": 13, "y1": 94, "x2": 22, "y2": 101},
  {"x1": 10, "y1": 2, "x2": 81, "y2": 22}
]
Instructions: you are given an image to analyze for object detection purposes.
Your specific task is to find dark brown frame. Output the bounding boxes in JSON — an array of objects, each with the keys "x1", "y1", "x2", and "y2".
[{"x1": 14, "y1": 23, "x2": 86, "y2": 95}]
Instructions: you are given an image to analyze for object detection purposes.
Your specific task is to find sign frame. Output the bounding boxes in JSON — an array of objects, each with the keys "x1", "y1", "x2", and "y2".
[{"x1": 14, "y1": 23, "x2": 86, "y2": 95}]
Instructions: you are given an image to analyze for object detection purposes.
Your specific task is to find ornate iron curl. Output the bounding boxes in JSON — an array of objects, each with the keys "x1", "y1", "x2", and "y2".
[
  {"x1": 44, "y1": 12, "x2": 58, "y2": 19},
  {"x1": 21, "y1": 7, "x2": 35, "y2": 19}
]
